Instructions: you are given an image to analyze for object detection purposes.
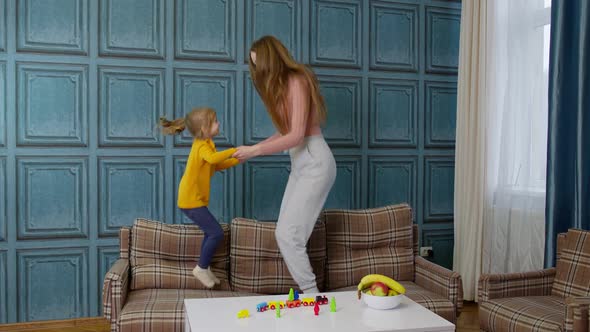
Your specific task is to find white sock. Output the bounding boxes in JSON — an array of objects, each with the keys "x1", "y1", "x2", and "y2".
[
  {"x1": 192, "y1": 265, "x2": 215, "y2": 288},
  {"x1": 207, "y1": 267, "x2": 220, "y2": 284}
]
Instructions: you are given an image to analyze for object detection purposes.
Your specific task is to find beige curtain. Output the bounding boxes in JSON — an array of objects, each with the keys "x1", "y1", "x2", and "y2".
[
  {"x1": 453, "y1": 0, "x2": 549, "y2": 301},
  {"x1": 453, "y1": 0, "x2": 487, "y2": 302}
]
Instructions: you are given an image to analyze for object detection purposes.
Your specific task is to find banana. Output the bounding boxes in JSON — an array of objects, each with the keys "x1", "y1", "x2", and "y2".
[
  {"x1": 356, "y1": 274, "x2": 406, "y2": 299},
  {"x1": 388, "y1": 289, "x2": 399, "y2": 296}
]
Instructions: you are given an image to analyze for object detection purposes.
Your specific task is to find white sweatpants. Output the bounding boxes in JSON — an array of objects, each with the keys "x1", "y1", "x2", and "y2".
[{"x1": 275, "y1": 135, "x2": 336, "y2": 293}]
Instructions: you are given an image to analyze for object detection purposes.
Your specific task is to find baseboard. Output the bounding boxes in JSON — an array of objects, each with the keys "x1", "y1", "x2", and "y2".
[{"x1": 0, "y1": 317, "x2": 108, "y2": 331}]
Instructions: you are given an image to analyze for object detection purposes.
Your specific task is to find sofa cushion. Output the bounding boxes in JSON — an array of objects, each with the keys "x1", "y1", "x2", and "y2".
[
  {"x1": 323, "y1": 203, "x2": 415, "y2": 290},
  {"x1": 552, "y1": 229, "x2": 590, "y2": 298},
  {"x1": 479, "y1": 296, "x2": 565, "y2": 332},
  {"x1": 230, "y1": 217, "x2": 326, "y2": 294},
  {"x1": 331, "y1": 281, "x2": 456, "y2": 323},
  {"x1": 129, "y1": 218, "x2": 231, "y2": 291},
  {"x1": 119, "y1": 289, "x2": 258, "y2": 332}
]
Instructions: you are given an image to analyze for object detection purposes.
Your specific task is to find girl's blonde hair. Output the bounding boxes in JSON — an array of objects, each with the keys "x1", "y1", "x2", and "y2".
[
  {"x1": 249, "y1": 35, "x2": 326, "y2": 135},
  {"x1": 159, "y1": 107, "x2": 217, "y2": 139}
]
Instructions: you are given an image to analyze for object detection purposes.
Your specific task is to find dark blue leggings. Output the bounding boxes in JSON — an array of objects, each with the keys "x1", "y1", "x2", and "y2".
[{"x1": 181, "y1": 207, "x2": 223, "y2": 268}]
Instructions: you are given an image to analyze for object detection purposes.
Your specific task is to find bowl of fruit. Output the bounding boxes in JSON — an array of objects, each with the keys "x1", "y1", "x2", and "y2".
[{"x1": 357, "y1": 274, "x2": 405, "y2": 310}]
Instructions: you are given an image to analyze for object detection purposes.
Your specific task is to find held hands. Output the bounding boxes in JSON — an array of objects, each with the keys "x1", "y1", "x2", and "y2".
[{"x1": 232, "y1": 145, "x2": 260, "y2": 163}]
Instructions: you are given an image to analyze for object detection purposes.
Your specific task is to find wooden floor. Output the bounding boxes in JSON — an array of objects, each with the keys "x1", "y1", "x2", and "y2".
[
  {"x1": 457, "y1": 301, "x2": 480, "y2": 331},
  {"x1": 0, "y1": 317, "x2": 110, "y2": 332},
  {"x1": 0, "y1": 302, "x2": 479, "y2": 332}
]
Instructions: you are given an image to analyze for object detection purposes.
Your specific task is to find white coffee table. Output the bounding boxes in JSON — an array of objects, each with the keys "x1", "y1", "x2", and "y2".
[{"x1": 184, "y1": 290, "x2": 455, "y2": 332}]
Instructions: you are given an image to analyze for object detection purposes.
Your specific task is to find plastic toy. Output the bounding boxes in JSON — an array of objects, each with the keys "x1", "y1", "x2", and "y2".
[
  {"x1": 256, "y1": 302, "x2": 268, "y2": 312},
  {"x1": 315, "y1": 295, "x2": 329, "y2": 305},
  {"x1": 313, "y1": 301, "x2": 320, "y2": 316},
  {"x1": 237, "y1": 309, "x2": 249, "y2": 318},
  {"x1": 286, "y1": 299, "x2": 301, "y2": 308},
  {"x1": 301, "y1": 297, "x2": 315, "y2": 306},
  {"x1": 268, "y1": 300, "x2": 285, "y2": 310},
  {"x1": 256, "y1": 294, "x2": 332, "y2": 315},
  {"x1": 275, "y1": 305, "x2": 280, "y2": 318}
]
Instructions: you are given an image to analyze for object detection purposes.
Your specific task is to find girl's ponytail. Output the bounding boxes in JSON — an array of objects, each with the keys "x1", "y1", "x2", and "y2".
[
  {"x1": 160, "y1": 107, "x2": 216, "y2": 138},
  {"x1": 159, "y1": 117, "x2": 185, "y2": 135}
]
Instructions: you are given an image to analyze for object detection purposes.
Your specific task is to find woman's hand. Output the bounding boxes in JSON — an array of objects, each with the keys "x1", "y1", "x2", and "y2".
[{"x1": 233, "y1": 145, "x2": 260, "y2": 162}]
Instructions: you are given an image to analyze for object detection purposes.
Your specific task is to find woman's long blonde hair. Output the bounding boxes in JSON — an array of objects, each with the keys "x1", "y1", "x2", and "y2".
[
  {"x1": 249, "y1": 35, "x2": 326, "y2": 135},
  {"x1": 159, "y1": 107, "x2": 217, "y2": 139}
]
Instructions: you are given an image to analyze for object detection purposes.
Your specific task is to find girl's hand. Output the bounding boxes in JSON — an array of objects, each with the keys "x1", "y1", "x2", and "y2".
[{"x1": 233, "y1": 145, "x2": 260, "y2": 162}]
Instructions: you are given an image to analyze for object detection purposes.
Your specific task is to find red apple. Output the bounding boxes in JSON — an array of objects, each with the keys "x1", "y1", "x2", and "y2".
[{"x1": 369, "y1": 282, "x2": 389, "y2": 296}]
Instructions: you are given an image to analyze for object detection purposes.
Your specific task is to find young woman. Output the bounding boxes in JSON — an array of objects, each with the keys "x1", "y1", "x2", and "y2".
[{"x1": 233, "y1": 36, "x2": 336, "y2": 294}]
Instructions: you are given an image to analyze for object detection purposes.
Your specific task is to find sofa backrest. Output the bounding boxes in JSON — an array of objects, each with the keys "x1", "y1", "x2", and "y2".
[
  {"x1": 412, "y1": 224, "x2": 419, "y2": 256},
  {"x1": 322, "y1": 203, "x2": 415, "y2": 290},
  {"x1": 229, "y1": 217, "x2": 327, "y2": 294},
  {"x1": 555, "y1": 231, "x2": 567, "y2": 262},
  {"x1": 119, "y1": 227, "x2": 130, "y2": 259},
  {"x1": 128, "y1": 218, "x2": 232, "y2": 291},
  {"x1": 552, "y1": 228, "x2": 590, "y2": 297},
  {"x1": 117, "y1": 204, "x2": 419, "y2": 294}
]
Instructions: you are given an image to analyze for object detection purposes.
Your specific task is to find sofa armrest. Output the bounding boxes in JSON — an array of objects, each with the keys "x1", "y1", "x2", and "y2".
[
  {"x1": 414, "y1": 256, "x2": 464, "y2": 314},
  {"x1": 478, "y1": 268, "x2": 555, "y2": 302},
  {"x1": 565, "y1": 296, "x2": 590, "y2": 332},
  {"x1": 102, "y1": 259, "x2": 130, "y2": 332}
]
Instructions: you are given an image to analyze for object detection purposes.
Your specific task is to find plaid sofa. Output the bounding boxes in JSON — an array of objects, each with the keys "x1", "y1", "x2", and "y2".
[
  {"x1": 103, "y1": 203, "x2": 463, "y2": 332},
  {"x1": 478, "y1": 228, "x2": 590, "y2": 332}
]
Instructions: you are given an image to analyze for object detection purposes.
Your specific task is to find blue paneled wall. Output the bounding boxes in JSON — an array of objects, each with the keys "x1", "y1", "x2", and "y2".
[{"x1": 0, "y1": 0, "x2": 460, "y2": 322}]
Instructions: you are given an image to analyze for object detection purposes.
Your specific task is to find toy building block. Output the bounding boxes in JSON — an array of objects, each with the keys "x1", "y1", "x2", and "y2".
[
  {"x1": 286, "y1": 299, "x2": 301, "y2": 308},
  {"x1": 301, "y1": 297, "x2": 315, "y2": 306},
  {"x1": 330, "y1": 297, "x2": 336, "y2": 312},
  {"x1": 237, "y1": 309, "x2": 250, "y2": 319},
  {"x1": 315, "y1": 295, "x2": 329, "y2": 305},
  {"x1": 256, "y1": 302, "x2": 268, "y2": 312},
  {"x1": 268, "y1": 300, "x2": 285, "y2": 310}
]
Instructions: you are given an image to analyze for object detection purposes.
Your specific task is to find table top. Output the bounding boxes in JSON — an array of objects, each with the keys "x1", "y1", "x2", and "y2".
[{"x1": 184, "y1": 290, "x2": 455, "y2": 332}]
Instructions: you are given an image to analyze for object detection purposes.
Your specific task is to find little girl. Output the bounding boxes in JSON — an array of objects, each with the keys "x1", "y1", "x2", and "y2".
[{"x1": 160, "y1": 107, "x2": 238, "y2": 288}]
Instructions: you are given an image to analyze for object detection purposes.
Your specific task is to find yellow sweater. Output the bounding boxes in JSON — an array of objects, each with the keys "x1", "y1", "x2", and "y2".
[{"x1": 178, "y1": 139, "x2": 238, "y2": 209}]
